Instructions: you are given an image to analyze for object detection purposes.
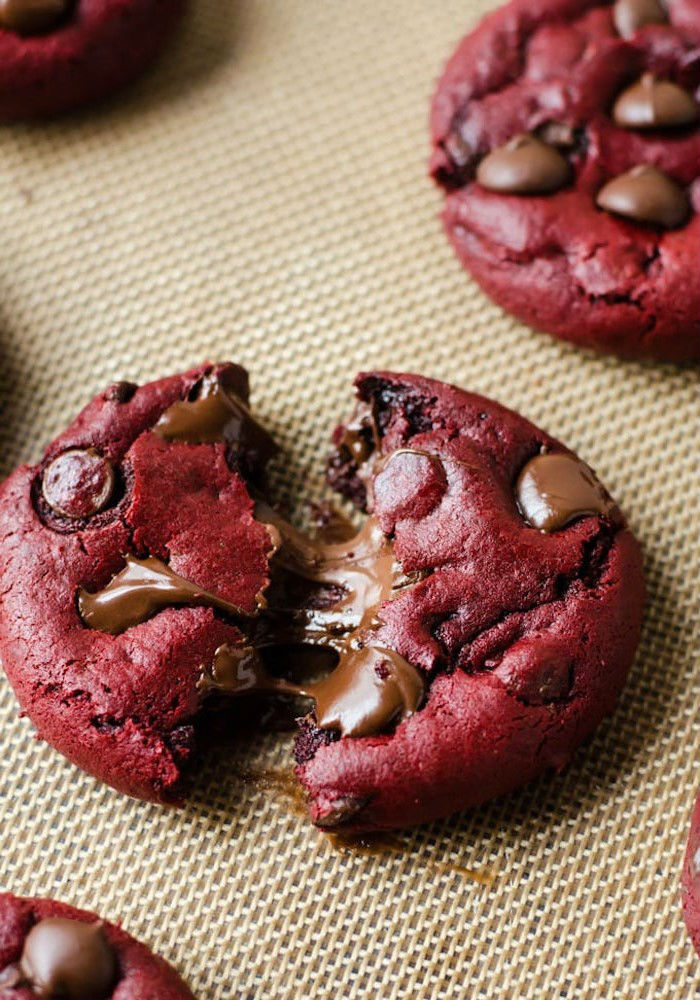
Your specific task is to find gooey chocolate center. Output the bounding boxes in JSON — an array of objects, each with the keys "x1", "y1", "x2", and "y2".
[{"x1": 75, "y1": 379, "x2": 619, "y2": 742}]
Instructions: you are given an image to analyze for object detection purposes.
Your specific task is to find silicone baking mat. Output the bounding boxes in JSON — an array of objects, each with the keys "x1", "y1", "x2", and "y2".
[{"x1": 0, "y1": 2, "x2": 697, "y2": 996}]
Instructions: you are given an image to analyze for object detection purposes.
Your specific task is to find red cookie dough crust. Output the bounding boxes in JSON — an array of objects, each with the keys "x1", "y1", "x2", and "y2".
[
  {"x1": 682, "y1": 791, "x2": 700, "y2": 957},
  {"x1": 0, "y1": 893, "x2": 194, "y2": 998},
  {"x1": 297, "y1": 371, "x2": 645, "y2": 831},
  {"x1": 0, "y1": 0, "x2": 185, "y2": 121},
  {"x1": 430, "y1": 0, "x2": 700, "y2": 361}
]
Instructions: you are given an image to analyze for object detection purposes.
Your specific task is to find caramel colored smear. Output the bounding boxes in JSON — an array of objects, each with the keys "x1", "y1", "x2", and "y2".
[
  {"x1": 326, "y1": 832, "x2": 495, "y2": 885},
  {"x1": 516, "y1": 452, "x2": 617, "y2": 532},
  {"x1": 231, "y1": 765, "x2": 309, "y2": 818},
  {"x1": 78, "y1": 555, "x2": 247, "y2": 634}
]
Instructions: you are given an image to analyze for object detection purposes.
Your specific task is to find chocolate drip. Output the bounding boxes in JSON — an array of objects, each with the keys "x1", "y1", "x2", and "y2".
[
  {"x1": 0, "y1": 918, "x2": 117, "y2": 1000},
  {"x1": 516, "y1": 452, "x2": 617, "y2": 533},
  {"x1": 78, "y1": 555, "x2": 247, "y2": 634},
  {"x1": 200, "y1": 642, "x2": 423, "y2": 739},
  {"x1": 0, "y1": 0, "x2": 70, "y2": 35}
]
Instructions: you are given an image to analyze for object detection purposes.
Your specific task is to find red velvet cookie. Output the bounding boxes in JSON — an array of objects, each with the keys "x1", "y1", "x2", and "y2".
[
  {"x1": 0, "y1": 893, "x2": 194, "y2": 998},
  {"x1": 295, "y1": 372, "x2": 644, "y2": 831},
  {"x1": 0, "y1": 366, "x2": 644, "y2": 831},
  {"x1": 430, "y1": 0, "x2": 700, "y2": 362},
  {"x1": 682, "y1": 791, "x2": 700, "y2": 957},
  {"x1": 0, "y1": 0, "x2": 185, "y2": 121},
  {"x1": 0, "y1": 363, "x2": 277, "y2": 803}
]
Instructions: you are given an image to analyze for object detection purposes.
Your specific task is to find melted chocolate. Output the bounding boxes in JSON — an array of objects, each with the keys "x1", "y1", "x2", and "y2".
[
  {"x1": 42, "y1": 449, "x2": 115, "y2": 520},
  {"x1": 0, "y1": 0, "x2": 70, "y2": 35},
  {"x1": 476, "y1": 134, "x2": 571, "y2": 195},
  {"x1": 338, "y1": 398, "x2": 381, "y2": 466},
  {"x1": 596, "y1": 165, "x2": 690, "y2": 228},
  {"x1": 154, "y1": 370, "x2": 277, "y2": 468},
  {"x1": 516, "y1": 452, "x2": 617, "y2": 532},
  {"x1": 200, "y1": 642, "x2": 423, "y2": 739},
  {"x1": 200, "y1": 487, "x2": 428, "y2": 738},
  {"x1": 11, "y1": 918, "x2": 117, "y2": 1000},
  {"x1": 78, "y1": 555, "x2": 248, "y2": 634},
  {"x1": 613, "y1": 74, "x2": 700, "y2": 129},
  {"x1": 613, "y1": 0, "x2": 667, "y2": 37}
]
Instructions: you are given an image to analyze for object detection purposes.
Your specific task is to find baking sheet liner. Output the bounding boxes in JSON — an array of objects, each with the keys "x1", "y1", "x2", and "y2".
[{"x1": 0, "y1": 1, "x2": 697, "y2": 996}]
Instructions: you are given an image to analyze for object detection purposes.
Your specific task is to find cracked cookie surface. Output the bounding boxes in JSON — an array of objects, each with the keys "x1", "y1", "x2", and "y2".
[
  {"x1": 0, "y1": 0, "x2": 185, "y2": 121},
  {"x1": 430, "y1": 0, "x2": 700, "y2": 361},
  {"x1": 0, "y1": 893, "x2": 194, "y2": 998},
  {"x1": 298, "y1": 371, "x2": 644, "y2": 831},
  {"x1": 0, "y1": 366, "x2": 644, "y2": 830}
]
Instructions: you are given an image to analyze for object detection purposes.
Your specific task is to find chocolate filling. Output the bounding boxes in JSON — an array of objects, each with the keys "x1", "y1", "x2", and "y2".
[{"x1": 74, "y1": 380, "x2": 623, "y2": 753}]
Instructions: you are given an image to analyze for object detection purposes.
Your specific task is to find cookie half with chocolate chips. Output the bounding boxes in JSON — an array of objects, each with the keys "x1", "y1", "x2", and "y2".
[
  {"x1": 682, "y1": 791, "x2": 700, "y2": 957},
  {"x1": 0, "y1": 893, "x2": 194, "y2": 998},
  {"x1": 430, "y1": 0, "x2": 700, "y2": 361},
  {"x1": 0, "y1": 0, "x2": 185, "y2": 121},
  {"x1": 0, "y1": 362, "x2": 279, "y2": 802},
  {"x1": 296, "y1": 372, "x2": 644, "y2": 831}
]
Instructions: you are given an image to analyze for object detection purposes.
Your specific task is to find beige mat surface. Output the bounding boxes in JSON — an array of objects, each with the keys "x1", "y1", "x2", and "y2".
[{"x1": 0, "y1": 1, "x2": 697, "y2": 997}]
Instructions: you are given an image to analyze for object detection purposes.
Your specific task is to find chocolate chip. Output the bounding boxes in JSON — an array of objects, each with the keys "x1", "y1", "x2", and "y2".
[
  {"x1": 516, "y1": 452, "x2": 617, "y2": 532},
  {"x1": 0, "y1": 0, "x2": 70, "y2": 35},
  {"x1": 18, "y1": 918, "x2": 117, "y2": 1000},
  {"x1": 613, "y1": 0, "x2": 667, "y2": 38},
  {"x1": 596, "y1": 165, "x2": 690, "y2": 228},
  {"x1": 104, "y1": 381, "x2": 137, "y2": 404},
  {"x1": 476, "y1": 134, "x2": 571, "y2": 195},
  {"x1": 613, "y1": 74, "x2": 700, "y2": 129},
  {"x1": 536, "y1": 121, "x2": 577, "y2": 148},
  {"x1": 42, "y1": 449, "x2": 115, "y2": 520}
]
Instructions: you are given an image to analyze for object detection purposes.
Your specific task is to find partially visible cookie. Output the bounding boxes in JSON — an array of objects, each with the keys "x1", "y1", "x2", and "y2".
[
  {"x1": 295, "y1": 371, "x2": 645, "y2": 831},
  {"x1": 0, "y1": 893, "x2": 194, "y2": 998},
  {"x1": 683, "y1": 791, "x2": 700, "y2": 957},
  {"x1": 0, "y1": 0, "x2": 185, "y2": 121},
  {"x1": 430, "y1": 0, "x2": 700, "y2": 361}
]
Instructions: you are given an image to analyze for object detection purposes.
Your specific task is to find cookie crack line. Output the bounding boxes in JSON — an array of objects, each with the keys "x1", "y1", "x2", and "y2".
[{"x1": 0, "y1": 365, "x2": 644, "y2": 827}]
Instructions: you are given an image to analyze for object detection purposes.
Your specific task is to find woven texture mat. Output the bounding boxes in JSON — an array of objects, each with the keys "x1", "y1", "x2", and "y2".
[{"x1": 0, "y1": 2, "x2": 697, "y2": 997}]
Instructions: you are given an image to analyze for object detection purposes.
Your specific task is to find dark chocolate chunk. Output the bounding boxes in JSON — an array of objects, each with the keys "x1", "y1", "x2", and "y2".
[
  {"x1": 516, "y1": 452, "x2": 617, "y2": 532},
  {"x1": 18, "y1": 917, "x2": 117, "y2": 1000},
  {"x1": 476, "y1": 134, "x2": 571, "y2": 195},
  {"x1": 596, "y1": 165, "x2": 690, "y2": 228},
  {"x1": 42, "y1": 449, "x2": 115, "y2": 520},
  {"x1": 613, "y1": 73, "x2": 700, "y2": 129},
  {"x1": 0, "y1": 0, "x2": 70, "y2": 35},
  {"x1": 613, "y1": 0, "x2": 667, "y2": 38}
]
